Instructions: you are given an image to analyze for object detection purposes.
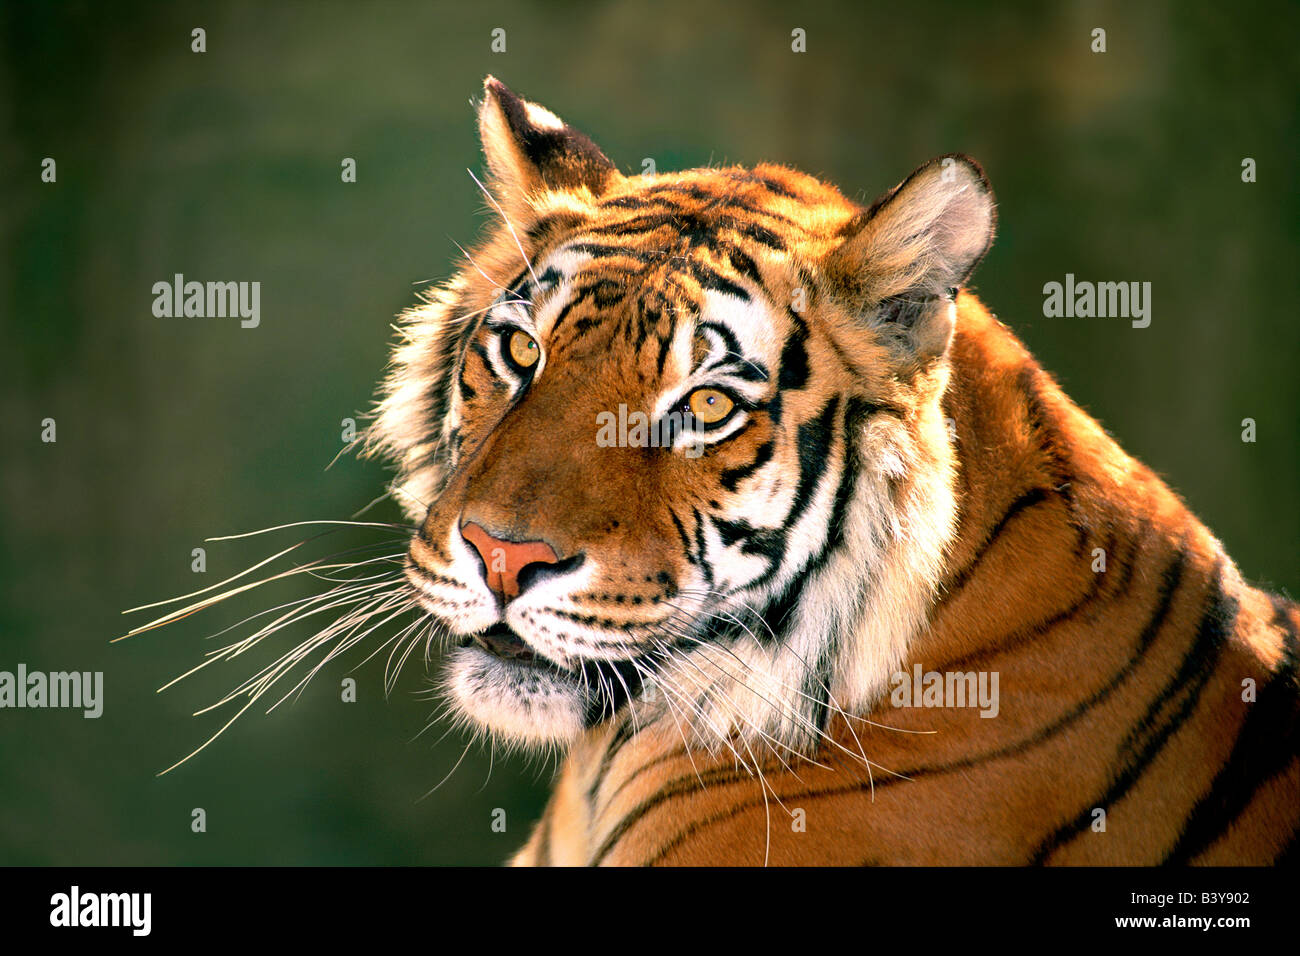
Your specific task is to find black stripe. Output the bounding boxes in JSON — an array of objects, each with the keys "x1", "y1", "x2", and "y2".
[
  {"x1": 727, "y1": 170, "x2": 800, "y2": 199},
  {"x1": 758, "y1": 571, "x2": 811, "y2": 645},
  {"x1": 711, "y1": 518, "x2": 784, "y2": 561},
  {"x1": 805, "y1": 643, "x2": 835, "y2": 734},
  {"x1": 719, "y1": 441, "x2": 774, "y2": 492},
  {"x1": 598, "y1": 195, "x2": 657, "y2": 210},
  {"x1": 689, "y1": 260, "x2": 750, "y2": 301},
  {"x1": 1163, "y1": 595, "x2": 1300, "y2": 863},
  {"x1": 526, "y1": 212, "x2": 587, "y2": 245},
  {"x1": 691, "y1": 508, "x2": 712, "y2": 587},
  {"x1": 942, "y1": 487, "x2": 1055, "y2": 595},
  {"x1": 1017, "y1": 365, "x2": 1088, "y2": 554},
  {"x1": 566, "y1": 242, "x2": 659, "y2": 263},
  {"x1": 785, "y1": 397, "x2": 839, "y2": 527},
  {"x1": 1029, "y1": 563, "x2": 1237, "y2": 864},
  {"x1": 823, "y1": 398, "x2": 871, "y2": 553},
  {"x1": 668, "y1": 510, "x2": 695, "y2": 565},
  {"x1": 778, "y1": 318, "x2": 810, "y2": 390},
  {"x1": 698, "y1": 320, "x2": 740, "y2": 361},
  {"x1": 589, "y1": 764, "x2": 763, "y2": 864},
  {"x1": 548, "y1": 298, "x2": 580, "y2": 335},
  {"x1": 735, "y1": 220, "x2": 786, "y2": 251},
  {"x1": 587, "y1": 714, "x2": 638, "y2": 809},
  {"x1": 653, "y1": 319, "x2": 673, "y2": 375},
  {"x1": 726, "y1": 247, "x2": 764, "y2": 288},
  {"x1": 503, "y1": 267, "x2": 531, "y2": 297},
  {"x1": 638, "y1": 183, "x2": 798, "y2": 225}
]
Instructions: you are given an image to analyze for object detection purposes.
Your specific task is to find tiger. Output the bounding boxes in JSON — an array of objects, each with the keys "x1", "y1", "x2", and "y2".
[
  {"x1": 351, "y1": 76, "x2": 1300, "y2": 868},
  {"x1": 364, "y1": 76, "x2": 1298, "y2": 865}
]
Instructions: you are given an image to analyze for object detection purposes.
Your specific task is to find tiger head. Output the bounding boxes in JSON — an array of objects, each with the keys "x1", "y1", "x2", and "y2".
[{"x1": 366, "y1": 78, "x2": 995, "y2": 757}]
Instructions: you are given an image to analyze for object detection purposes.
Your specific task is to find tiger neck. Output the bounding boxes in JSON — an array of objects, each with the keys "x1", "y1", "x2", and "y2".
[
  {"x1": 816, "y1": 290, "x2": 1220, "y2": 730},
  {"x1": 915, "y1": 293, "x2": 1221, "y2": 675}
]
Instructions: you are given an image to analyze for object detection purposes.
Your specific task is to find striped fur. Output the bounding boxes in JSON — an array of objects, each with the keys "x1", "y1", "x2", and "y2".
[{"x1": 366, "y1": 78, "x2": 1299, "y2": 865}]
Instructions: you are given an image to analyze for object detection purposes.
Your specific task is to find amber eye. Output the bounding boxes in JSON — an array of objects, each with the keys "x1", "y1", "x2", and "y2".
[
  {"x1": 686, "y1": 388, "x2": 735, "y2": 425},
  {"x1": 505, "y1": 329, "x2": 540, "y2": 371}
]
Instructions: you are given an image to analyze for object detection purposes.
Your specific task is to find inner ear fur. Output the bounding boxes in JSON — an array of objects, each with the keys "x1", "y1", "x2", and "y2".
[{"x1": 825, "y1": 154, "x2": 996, "y2": 364}]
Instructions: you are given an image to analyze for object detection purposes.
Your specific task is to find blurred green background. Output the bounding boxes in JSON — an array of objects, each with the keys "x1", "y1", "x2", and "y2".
[{"x1": 1, "y1": 0, "x2": 1296, "y2": 865}]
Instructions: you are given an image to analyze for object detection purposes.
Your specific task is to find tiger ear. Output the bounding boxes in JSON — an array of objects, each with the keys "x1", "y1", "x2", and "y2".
[
  {"x1": 825, "y1": 154, "x2": 995, "y2": 365},
  {"x1": 477, "y1": 77, "x2": 619, "y2": 215}
]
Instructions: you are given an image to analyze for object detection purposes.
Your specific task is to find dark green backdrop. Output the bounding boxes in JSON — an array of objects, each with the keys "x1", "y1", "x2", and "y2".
[{"x1": 2, "y1": 0, "x2": 1296, "y2": 864}]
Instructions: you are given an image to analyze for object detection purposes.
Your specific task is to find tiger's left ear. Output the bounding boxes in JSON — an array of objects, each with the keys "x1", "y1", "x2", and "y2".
[
  {"x1": 825, "y1": 154, "x2": 996, "y2": 365},
  {"x1": 478, "y1": 77, "x2": 619, "y2": 216}
]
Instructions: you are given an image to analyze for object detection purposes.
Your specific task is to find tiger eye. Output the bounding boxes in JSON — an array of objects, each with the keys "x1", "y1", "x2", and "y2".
[
  {"x1": 507, "y1": 330, "x2": 540, "y2": 369},
  {"x1": 687, "y1": 388, "x2": 734, "y2": 424}
]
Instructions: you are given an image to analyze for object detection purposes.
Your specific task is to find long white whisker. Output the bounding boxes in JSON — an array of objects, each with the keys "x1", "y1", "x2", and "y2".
[{"x1": 467, "y1": 167, "x2": 539, "y2": 286}]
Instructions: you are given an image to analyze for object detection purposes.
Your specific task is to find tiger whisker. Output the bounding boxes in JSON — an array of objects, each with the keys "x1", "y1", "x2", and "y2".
[
  {"x1": 640, "y1": 639, "x2": 759, "y2": 774},
  {"x1": 120, "y1": 536, "x2": 407, "y2": 639},
  {"x1": 667, "y1": 595, "x2": 878, "y2": 769},
  {"x1": 268, "y1": 597, "x2": 422, "y2": 713},
  {"x1": 466, "y1": 167, "x2": 539, "y2": 287},
  {"x1": 206, "y1": 519, "x2": 412, "y2": 541},
  {"x1": 450, "y1": 237, "x2": 534, "y2": 304},
  {"x1": 189, "y1": 562, "x2": 401, "y2": 647},
  {"x1": 416, "y1": 739, "x2": 475, "y2": 802},
  {"x1": 198, "y1": 589, "x2": 411, "y2": 710},
  {"x1": 648, "y1": 634, "x2": 807, "y2": 776},
  {"x1": 625, "y1": 659, "x2": 709, "y2": 794},
  {"x1": 655, "y1": 608, "x2": 909, "y2": 790},
  {"x1": 156, "y1": 583, "x2": 394, "y2": 696},
  {"x1": 649, "y1": 609, "x2": 906, "y2": 784},
  {"x1": 650, "y1": 610, "x2": 829, "y2": 759},
  {"x1": 676, "y1": 587, "x2": 937, "y2": 737}
]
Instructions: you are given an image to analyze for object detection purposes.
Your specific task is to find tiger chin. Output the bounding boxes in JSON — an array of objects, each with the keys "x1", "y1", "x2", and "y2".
[{"x1": 363, "y1": 77, "x2": 1299, "y2": 866}]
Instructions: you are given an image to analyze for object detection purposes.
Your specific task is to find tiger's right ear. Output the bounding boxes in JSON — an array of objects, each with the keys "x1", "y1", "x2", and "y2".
[
  {"x1": 825, "y1": 154, "x2": 995, "y2": 365},
  {"x1": 478, "y1": 77, "x2": 619, "y2": 216}
]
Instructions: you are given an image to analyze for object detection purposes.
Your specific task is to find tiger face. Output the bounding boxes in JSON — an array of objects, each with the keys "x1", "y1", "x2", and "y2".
[{"x1": 368, "y1": 77, "x2": 994, "y2": 754}]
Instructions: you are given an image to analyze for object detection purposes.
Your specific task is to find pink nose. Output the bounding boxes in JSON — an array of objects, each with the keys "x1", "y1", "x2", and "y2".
[{"x1": 460, "y1": 522, "x2": 560, "y2": 600}]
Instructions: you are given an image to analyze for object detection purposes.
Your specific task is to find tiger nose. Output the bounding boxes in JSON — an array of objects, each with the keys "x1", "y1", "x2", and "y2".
[{"x1": 460, "y1": 521, "x2": 561, "y2": 601}]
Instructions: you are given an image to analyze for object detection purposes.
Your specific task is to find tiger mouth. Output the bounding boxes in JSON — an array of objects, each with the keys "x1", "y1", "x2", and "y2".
[
  {"x1": 458, "y1": 623, "x2": 651, "y2": 710},
  {"x1": 462, "y1": 623, "x2": 547, "y2": 665}
]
